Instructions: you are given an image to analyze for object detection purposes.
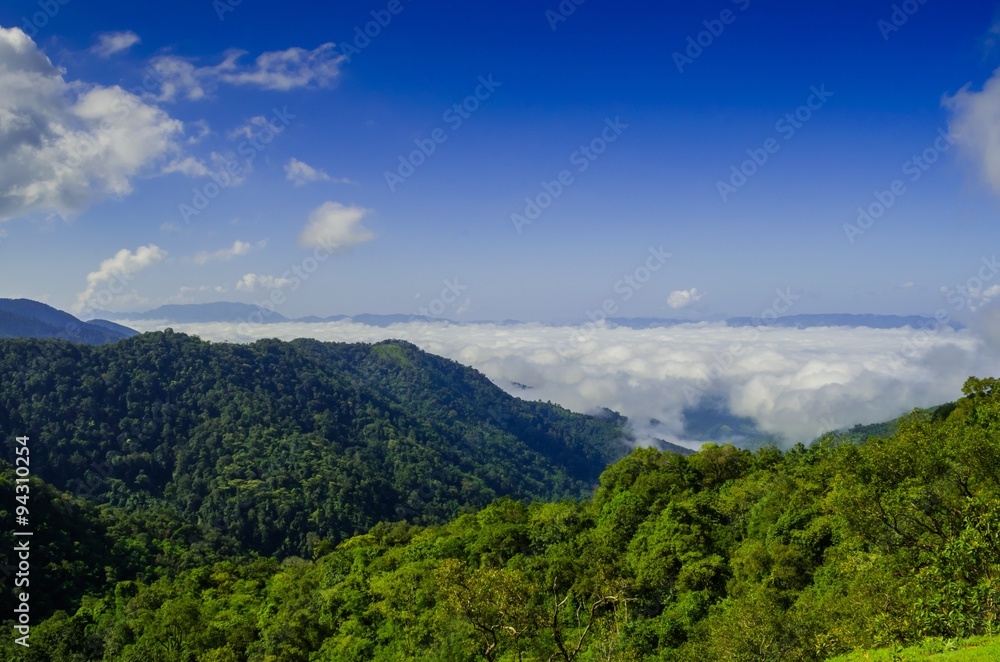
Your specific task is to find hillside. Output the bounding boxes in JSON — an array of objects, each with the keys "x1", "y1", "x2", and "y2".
[
  {"x1": 5, "y1": 376, "x2": 1000, "y2": 660},
  {"x1": 0, "y1": 299, "x2": 135, "y2": 344},
  {"x1": 0, "y1": 331, "x2": 630, "y2": 559}
]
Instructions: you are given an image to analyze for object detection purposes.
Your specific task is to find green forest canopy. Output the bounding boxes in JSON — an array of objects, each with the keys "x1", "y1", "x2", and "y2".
[{"x1": 3, "y1": 355, "x2": 1000, "y2": 658}]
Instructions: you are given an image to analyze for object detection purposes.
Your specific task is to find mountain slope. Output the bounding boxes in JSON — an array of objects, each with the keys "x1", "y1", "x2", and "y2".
[
  {"x1": 0, "y1": 298, "x2": 135, "y2": 344},
  {"x1": 11, "y1": 376, "x2": 1000, "y2": 661},
  {"x1": 0, "y1": 331, "x2": 630, "y2": 557}
]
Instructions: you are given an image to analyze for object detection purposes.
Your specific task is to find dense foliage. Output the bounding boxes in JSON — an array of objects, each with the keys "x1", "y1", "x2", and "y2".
[
  {"x1": 0, "y1": 332, "x2": 628, "y2": 564},
  {"x1": 5, "y1": 374, "x2": 1000, "y2": 660}
]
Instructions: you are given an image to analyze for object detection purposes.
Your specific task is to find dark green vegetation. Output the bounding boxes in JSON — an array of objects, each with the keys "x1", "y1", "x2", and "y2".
[
  {"x1": 3, "y1": 331, "x2": 1000, "y2": 660},
  {"x1": 0, "y1": 331, "x2": 627, "y2": 564}
]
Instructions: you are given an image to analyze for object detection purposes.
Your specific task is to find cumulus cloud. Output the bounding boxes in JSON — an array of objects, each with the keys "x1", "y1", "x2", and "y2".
[
  {"x1": 0, "y1": 27, "x2": 183, "y2": 222},
  {"x1": 236, "y1": 273, "x2": 292, "y2": 291},
  {"x1": 193, "y1": 240, "x2": 254, "y2": 264},
  {"x1": 151, "y1": 43, "x2": 343, "y2": 102},
  {"x1": 946, "y1": 70, "x2": 1000, "y2": 194},
  {"x1": 667, "y1": 288, "x2": 703, "y2": 309},
  {"x1": 285, "y1": 157, "x2": 337, "y2": 186},
  {"x1": 298, "y1": 201, "x2": 375, "y2": 250},
  {"x1": 74, "y1": 244, "x2": 166, "y2": 312},
  {"x1": 91, "y1": 31, "x2": 140, "y2": 58},
  {"x1": 112, "y1": 320, "x2": 1000, "y2": 448}
]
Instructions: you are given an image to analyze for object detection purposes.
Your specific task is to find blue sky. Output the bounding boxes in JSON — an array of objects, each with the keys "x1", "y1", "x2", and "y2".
[{"x1": 2, "y1": 0, "x2": 1000, "y2": 322}]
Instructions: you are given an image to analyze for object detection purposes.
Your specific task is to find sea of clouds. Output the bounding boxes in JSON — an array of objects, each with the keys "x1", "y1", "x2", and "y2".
[{"x1": 120, "y1": 319, "x2": 1000, "y2": 449}]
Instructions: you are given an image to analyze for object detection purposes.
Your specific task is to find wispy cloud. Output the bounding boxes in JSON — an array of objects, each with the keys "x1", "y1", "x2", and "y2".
[
  {"x1": 284, "y1": 157, "x2": 349, "y2": 186},
  {"x1": 193, "y1": 239, "x2": 258, "y2": 264},
  {"x1": 236, "y1": 273, "x2": 292, "y2": 291},
  {"x1": 151, "y1": 43, "x2": 343, "y2": 102},
  {"x1": 91, "y1": 31, "x2": 140, "y2": 58}
]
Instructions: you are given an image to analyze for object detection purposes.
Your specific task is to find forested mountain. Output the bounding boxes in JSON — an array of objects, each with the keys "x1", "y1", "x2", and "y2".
[
  {"x1": 5, "y1": 377, "x2": 1000, "y2": 660},
  {"x1": 0, "y1": 332, "x2": 629, "y2": 560},
  {"x1": 0, "y1": 299, "x2": 135, "y2": 344}
]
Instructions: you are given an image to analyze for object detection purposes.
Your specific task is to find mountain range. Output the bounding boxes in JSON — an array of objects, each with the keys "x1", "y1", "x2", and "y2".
[{"x1": 86, "y1": 302, "x2": 959, "y2": 330}]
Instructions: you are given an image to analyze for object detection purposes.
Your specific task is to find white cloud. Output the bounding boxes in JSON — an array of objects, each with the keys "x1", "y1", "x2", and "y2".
[
  {"x1": 285, "y1": 157, "x2": 333, "y2": 186},
  {"x1": 186, "y1": 119, "x2": 211, "y2": 144},
  {"x1": 946, "y1": 70, "x2": 1000, "y2": 194},
  {"x1": 164, "y1": 151, "x2": 247, "y2": 186},
  {"x1": 0, "y1": 27, "x2": 183, "y2": 222},
  {"x1": 667, "y1": 287, "x2": 703, "y2": 309},
  {"x1": 298, "y1": 201, "x2": 375, "y2": 250},
  {"x1": 113, "y1": 320, "x2": 1000, "y2": 448},
  {"x1": 91, "y1": 31, "x2": 140, "y2": 58},
  {"x1": 228, "y1": 115, "x2": 278, "y2": 140},
  {"x1": 74, "y1": 244, "x2": 166, "y2": 312},
  {"x1": 193, "y1": 240, "x2": 253, "y2": 264},
  {"x1": 940, "y1": 282, "x2": 1000, "y2": 312},
  {"x1": 163, "y1": 156, "x2": 210, "y2": 177},
  {"x1": 236, "y1": 273, "x2": 292, "y2": 291},
  {"x1": 151, "y1": 43, "x2": 342, "y2": 102}
]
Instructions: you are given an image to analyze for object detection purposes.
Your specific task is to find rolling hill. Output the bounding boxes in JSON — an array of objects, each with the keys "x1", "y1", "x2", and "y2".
[{"x1": 0, "y1": 331, "x2": 632, "y2": 558}]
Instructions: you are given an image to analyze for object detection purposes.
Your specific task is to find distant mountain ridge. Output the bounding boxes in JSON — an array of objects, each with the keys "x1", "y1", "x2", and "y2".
[
  {"x1": 90, "y1": 301, "x2": 290, "y2": 324},
  {"x1": 0, "y1": 298, "x2": 136, "y2": 344},
  {"x1": 722, "y1": 313, "x2": 961, "y2": 330},
  {"x1": 91, "y1": 303, "x2": 959, "y2": 330}
]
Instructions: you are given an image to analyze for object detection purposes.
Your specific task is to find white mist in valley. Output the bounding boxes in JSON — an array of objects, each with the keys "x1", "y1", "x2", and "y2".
[{"x1": 121, "y1": 320, "x2": 999, "y2": 449}]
